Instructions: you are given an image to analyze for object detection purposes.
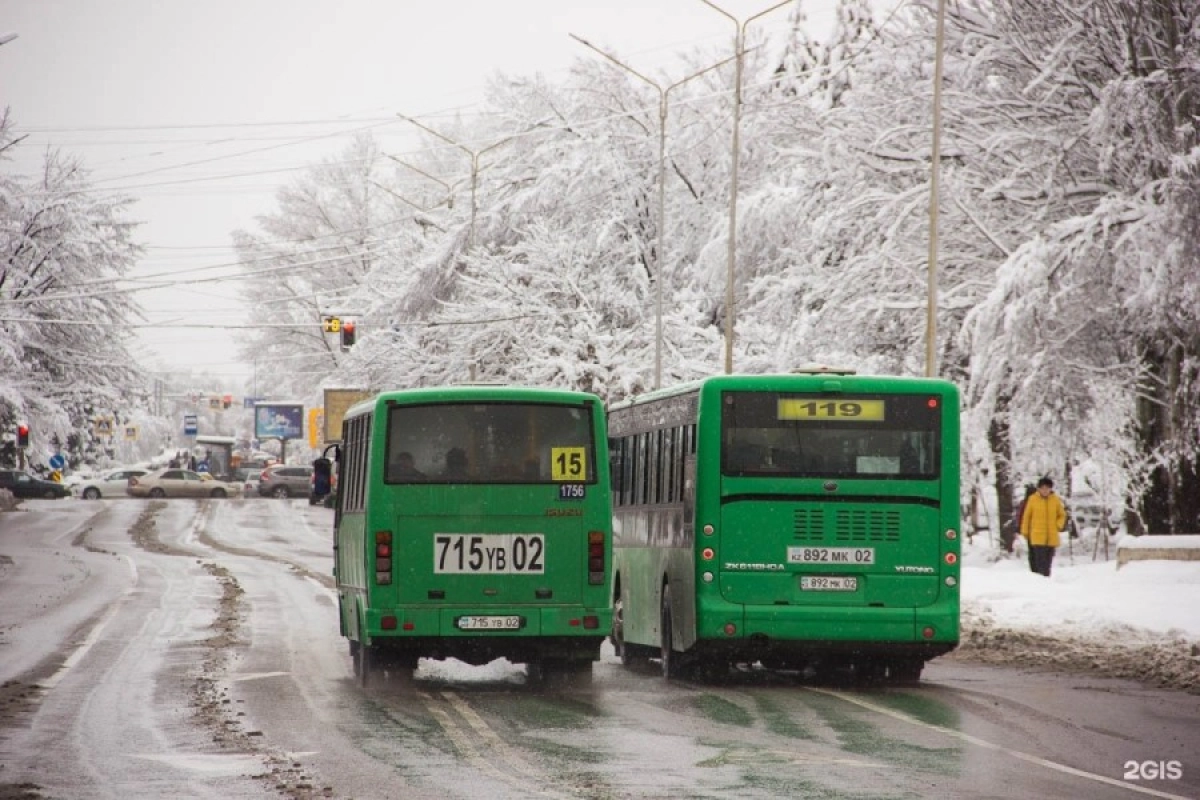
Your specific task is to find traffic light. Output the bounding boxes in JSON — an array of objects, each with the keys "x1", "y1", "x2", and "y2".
[
  {"x1": 16, "y1": 424, "x2": 29, "y2": 448},
  {"x1": 340, "y1": 320, "x2": 357, "y2": 348},
  {"x1": 222, "y1": 394, "x2": 232, "y2": 409}
]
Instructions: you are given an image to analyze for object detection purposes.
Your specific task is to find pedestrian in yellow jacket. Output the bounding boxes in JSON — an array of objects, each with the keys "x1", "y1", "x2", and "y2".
[{"x1": 1020, "y1": 476, "x2": 1066, "y2": 576}]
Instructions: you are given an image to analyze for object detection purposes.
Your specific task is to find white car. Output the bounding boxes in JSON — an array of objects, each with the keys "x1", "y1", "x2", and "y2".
[
  {"x1": 75, "y1": 468, "x2": 150, "y2": 500},
  {"x1": 127, "y1": 468, "x2": 243, "y2": 499}
]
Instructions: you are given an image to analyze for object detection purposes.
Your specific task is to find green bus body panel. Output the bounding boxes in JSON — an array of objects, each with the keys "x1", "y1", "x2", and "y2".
[
  {"x1": 613, "y1": 543, "x2": 693, "y2": 651},
  {"x1": 609, "y1": 373, "x2": 961, "y2": 659},
  {"x1": 717, "y1": 490, "x2": 944, "y2": 606},
  {"x1": 335, "y1": 386, "x2": 613, "y2": 652}
]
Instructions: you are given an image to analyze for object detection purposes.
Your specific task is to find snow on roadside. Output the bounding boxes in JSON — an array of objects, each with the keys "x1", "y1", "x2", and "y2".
[{"x1": 955, "y1": 541, "x2": 1200, "y2": 694}]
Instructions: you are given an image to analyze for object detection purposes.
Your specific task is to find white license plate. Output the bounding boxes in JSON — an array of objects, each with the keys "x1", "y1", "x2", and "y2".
[
  {"x1": 457, "y1": 615, "x2": 523, "y2": 631},
  {"x1": 800, "y1": 576, "x2": 858, "y2": 592},
  {"x1": 435, "y1": 534, "x2": 545, "y2": 574},
  {"x1": 787, "y1": 546, "x2": 875, "y2": 565}
]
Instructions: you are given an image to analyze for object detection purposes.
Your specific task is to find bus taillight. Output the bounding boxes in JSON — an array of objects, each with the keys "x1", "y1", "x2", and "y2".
[
  {"x1": 587, "y1": 530, "x2": 605, "y2": 585},
  {"x1": 375, "y1": 530, "x2": 393, "y2": 585}
]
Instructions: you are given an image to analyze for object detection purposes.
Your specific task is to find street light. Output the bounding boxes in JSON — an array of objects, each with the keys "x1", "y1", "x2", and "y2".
[
  {"x1": 385, "y1": 154, "x2": 456, "y2": 210},
  {"x1": 368, "y1": 180, "x2": 448, "y2": 234},
  {"x1": 571, "y1": 35, "x2": 736, "y2": 390},
  {"x1": 701, "y1": 0, "x2": 790, "y2": 375},
  {"x1": 926, "y1": 0, "x2": 947, "y2": 378},
  {"x1": 396, "y1": 114, "x2": 517, "y2": 249}
]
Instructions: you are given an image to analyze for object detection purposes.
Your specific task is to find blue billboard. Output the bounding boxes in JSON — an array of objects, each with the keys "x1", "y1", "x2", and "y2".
[{"x1": 254, "y1": 403, "x2": 304, "y2": 440}]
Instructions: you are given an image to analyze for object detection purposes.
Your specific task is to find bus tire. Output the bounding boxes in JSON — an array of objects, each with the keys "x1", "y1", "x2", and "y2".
[
  {"x1": 889, "y1": 658, "x2": 923, "y2": 685},
  {"x1": 532, "y1": 658, "x2": 593, "y2": 689},
  {"x1": 611, "y1": 593, "x2": 626, "y2": 660},
  {"x1": 355, "y1": 643, "x2": 371, "y2": 688},
  {"x1": 660, "y1": 584, "x2": 684, "y2": 680}
]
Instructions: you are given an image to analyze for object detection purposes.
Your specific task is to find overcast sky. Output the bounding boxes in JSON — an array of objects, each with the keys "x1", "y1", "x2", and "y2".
[{"x1": 1, "y1": 1, "x2": 862, "y2": 388}]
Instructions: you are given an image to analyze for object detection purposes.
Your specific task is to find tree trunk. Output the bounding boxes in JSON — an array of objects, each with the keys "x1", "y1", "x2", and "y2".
[{"x1": 988, "y1": 400, "x2": 1017, "y2": 552}]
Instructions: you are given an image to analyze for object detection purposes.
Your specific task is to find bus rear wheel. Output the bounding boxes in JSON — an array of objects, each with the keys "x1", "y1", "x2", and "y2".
[
  {"x1": 353, "y1": 641, "x2": 370, "y2": 687},
  {"x1": 612, "y1": 594, "x2": 627, "y2": 660},
  {"x1": 660, "y1": 585, "x2": 686, "y2": 680},
  {"x1": 531, "y1": 658, "x2": 593, "y2": 689},
  {"x1": 888, "y1": 658, "x2": 923, "y2": 685}
]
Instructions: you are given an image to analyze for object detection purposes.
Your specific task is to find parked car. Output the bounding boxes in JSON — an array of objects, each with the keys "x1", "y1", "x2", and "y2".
[
  {"x1": 242, "y1": 471, "x2": 262, "y2": 497},
  {"x1": 0, "y1": 469, "x2": 71, "y2": 499},
  {"x1": 75, "y1": 468, "x2": 149, "y2": 500},
  {"x1": 127, "y1": 468, "x2": 242, "y2": 499},
  {"x1": 257, "y1": 464, "x2": 313, "y2": 498}
]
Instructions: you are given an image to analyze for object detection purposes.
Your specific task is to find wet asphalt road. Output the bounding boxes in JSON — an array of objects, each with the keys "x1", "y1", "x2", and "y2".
[{"x1": 0, "y1": 498, "x2": 1196, "y2": 799}]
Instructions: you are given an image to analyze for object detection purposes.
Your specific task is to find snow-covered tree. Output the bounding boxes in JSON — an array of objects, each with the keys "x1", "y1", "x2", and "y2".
[
  {"x1": 232, "y1": 135, "x2": 425, "y2": 406},
  {"x1": 0, "y1": 110, "x2": 150, "y2": 469}
]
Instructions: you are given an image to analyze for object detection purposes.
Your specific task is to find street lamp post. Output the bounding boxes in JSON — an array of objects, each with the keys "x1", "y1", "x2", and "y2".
[
  {"x1": 701, "y1": 0, "x2": 790, "y2": 375},
  {"x1": 925, "y1": 0, "x2": 947, "y2": 378},
  {"x1": 396, "y1": 114, "x2": 516, "y2": 249},
  {"x1": 385, "y1": 154, "x2": 456, "y2": 209},
  {"x1": 571, "y1": 35, "x2": 736, "y2": 390},
  {"x1": 369, "y1": 180, "x2": 449, "y2": 234}
]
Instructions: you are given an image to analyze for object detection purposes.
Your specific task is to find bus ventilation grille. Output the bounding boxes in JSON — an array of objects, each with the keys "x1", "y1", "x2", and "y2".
[
  {"x1": 834, "y1": 509, "x2": 901, "y2": 542},
  {"x1": 792, "y1": 508, "x2": 826, "y2": 541}
]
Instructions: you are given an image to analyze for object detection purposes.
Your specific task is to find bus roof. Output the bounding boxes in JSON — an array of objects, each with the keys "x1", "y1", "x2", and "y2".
[
  {"x1": 342, "y1": 384, "x2": 605, "y2": 420},
  {"x1": 608, "y1": 372, "x2": 958, "y2": 412}
]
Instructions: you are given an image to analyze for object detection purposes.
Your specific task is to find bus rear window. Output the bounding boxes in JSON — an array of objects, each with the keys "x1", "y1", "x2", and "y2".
[
  {"x1": 721, "y1": 392, "x2": 941, "y2": 479},
  {"x1": 385, "y1": 402, "x2": 596, "y2": 484}
]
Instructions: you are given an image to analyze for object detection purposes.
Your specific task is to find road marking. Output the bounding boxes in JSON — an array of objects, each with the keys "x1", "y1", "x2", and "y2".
[
  {"x1": 231, "y1": 671, "x2": 291, "y2": 682},
  {"x1": 417, "y1": 691, "x2": 567, "y2": 798},
  {"x1": 442, "y1": 691, "x2": 547, "y2": 783},
  {"x1": 813, "y1": 688, "x2": 1194, "y2": 800},
  {"x1": 41, "y1": 555, "x2": 138, "y2": 690}
]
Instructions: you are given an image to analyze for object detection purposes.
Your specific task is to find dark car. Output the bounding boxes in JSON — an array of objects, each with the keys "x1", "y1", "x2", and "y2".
[
  {"x1": 257, "y1": 464, "x2": 313, "y2": 498},
  {"x1": 0, "y1": 469, "x2": 72, "y2": 499}
]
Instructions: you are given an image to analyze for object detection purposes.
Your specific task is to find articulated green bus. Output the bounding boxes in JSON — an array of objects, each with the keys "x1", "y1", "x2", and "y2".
[
  {"x1": 334, "y1": 385, "x2": 612, "y2": 687},
  {"x1": 607, "y1": 370, "x2": 960, "y2": 683}
]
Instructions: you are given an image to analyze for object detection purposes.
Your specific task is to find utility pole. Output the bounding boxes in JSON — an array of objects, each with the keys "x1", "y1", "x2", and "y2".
[
  {"x1": 571, "y1": 35, "x2": 735, "y2": 390},
  {"x1": 926, "y1": 0, "x2": 947, "y2": 378},
  {"x1": 395, "y1": 115, "x2": 516, "y2": 249},
  {"x1": 701, "y1": 0, "x2": 790, "y2": 375}
]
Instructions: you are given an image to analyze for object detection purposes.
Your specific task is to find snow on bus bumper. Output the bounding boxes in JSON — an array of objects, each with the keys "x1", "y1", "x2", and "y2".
[{"x1": 364, "y1": 606, "x2": 613, "y2": 638}]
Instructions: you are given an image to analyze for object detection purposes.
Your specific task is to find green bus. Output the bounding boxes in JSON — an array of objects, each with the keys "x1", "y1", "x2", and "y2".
[
  {"x1": 334, "y1": 385, "x2": 612, "y2": 687},
  {"x1": 607, "y1": 370, "x2": 960, "y2": 683}
]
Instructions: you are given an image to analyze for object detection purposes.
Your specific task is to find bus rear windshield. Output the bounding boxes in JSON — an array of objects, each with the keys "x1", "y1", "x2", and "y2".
[
  {"x1": 385, "y1": 402, "x2": 597, "y2": 484},
  {"x1": 721, "y1": 392, "x2": 941, "y2": 479}
]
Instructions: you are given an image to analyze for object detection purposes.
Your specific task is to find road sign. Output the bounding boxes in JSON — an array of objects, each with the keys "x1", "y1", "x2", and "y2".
[
  {"x1": 49, "y1": 453, "x2": 66, "y2": 470},
  {"x1": 308, "y1": 407, "x2": 324, "y2": 448},
  {"x1": 184, "y1": 414, "x2": 198, "y2": 436},
  {"x1": 322, "y1": 316, "x2": 342, "y2": 333}
]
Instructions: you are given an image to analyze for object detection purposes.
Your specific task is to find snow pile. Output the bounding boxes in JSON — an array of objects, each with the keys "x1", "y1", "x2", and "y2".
[{"x1": 956, "y1": 544, "x2": 1200, "y2": 693}]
